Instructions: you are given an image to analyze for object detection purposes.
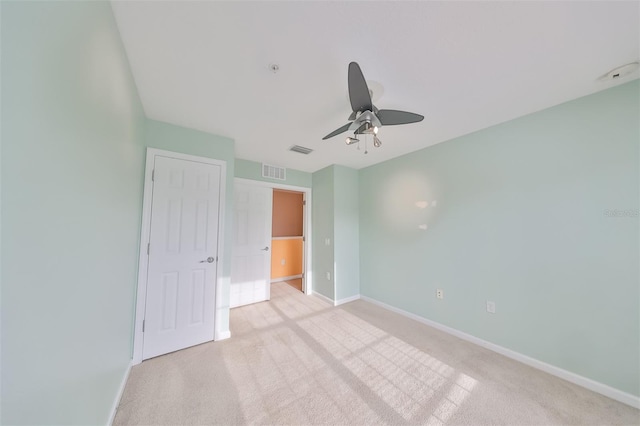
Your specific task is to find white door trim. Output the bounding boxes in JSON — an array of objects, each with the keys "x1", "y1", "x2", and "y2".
[
  {"x1": 234, "y1": 178, "x2": 313, "y2": 295},
  {"x1": 133, "y1": 148, "x2": 227, "y2": 365}
]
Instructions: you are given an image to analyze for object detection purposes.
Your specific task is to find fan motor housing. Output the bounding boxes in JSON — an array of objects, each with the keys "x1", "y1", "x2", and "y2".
[{"x1": 349, "y1": 110, "x2": 382, "y2": 131}]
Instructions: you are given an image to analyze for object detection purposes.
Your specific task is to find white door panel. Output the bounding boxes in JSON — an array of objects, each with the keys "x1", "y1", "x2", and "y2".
[
  {"x1": 143, "y1": 156, "x2": 221, "y2": 360},
  {"x1": 230, "y1": 183, "x2": 272, "y2": 308}
]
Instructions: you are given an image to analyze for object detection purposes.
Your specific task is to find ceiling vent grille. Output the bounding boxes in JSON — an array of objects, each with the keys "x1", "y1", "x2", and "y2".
[
  {"x1": 289, "y1": 145, "x2": 314, "y2": 155},
  {"x1": 262, "y1": 164, "x2": 286, "y2": 181}
]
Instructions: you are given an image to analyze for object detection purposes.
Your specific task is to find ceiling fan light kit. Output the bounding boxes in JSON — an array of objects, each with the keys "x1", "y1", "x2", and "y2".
[
  {"x1": 345, "y1": 136, "x2": 360, "y2": 145},
  {"x1": 323, "y1": 62, "x2": 424, "y2": 153}
]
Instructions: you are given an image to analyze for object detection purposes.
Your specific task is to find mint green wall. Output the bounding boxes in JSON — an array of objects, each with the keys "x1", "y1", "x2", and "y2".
[
  {"x1": 312, "y1": 165, "x2": 360, "y2": 301},
  {"x1": 359, "y1": 80, "x2": 640, "y2": 396},
  {"x1": 333, "y1": 166, "x2": 360, "y2": 301},
  {"x1": 145, "y1": 119, "x2": 235, "y2": 334},
  {"x1": 1, "y1": 1, "x2": 146, "y2": 424},
  {"x1": 312, "y1": 166, "x2": 334, "y2": 299},
  {"x1": 235, "y1": 158, "x2": 312, "y2": 188}
]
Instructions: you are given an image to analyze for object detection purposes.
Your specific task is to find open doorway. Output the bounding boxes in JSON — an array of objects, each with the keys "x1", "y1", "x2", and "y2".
[
  {"x1": 230, "y1": 177, "x2": 312, "y2": 305},
  {"x1": 271, "y1": 189, "x2": 305, "y2": 293}
]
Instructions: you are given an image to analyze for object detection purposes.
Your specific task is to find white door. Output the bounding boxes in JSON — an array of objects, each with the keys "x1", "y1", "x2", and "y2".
[
  {"x1": 143, "y1": 155, "x2": 222, "y2": 360},
  {"x1": 230, "y1": 182, "x2": 272, "y2": 308}
]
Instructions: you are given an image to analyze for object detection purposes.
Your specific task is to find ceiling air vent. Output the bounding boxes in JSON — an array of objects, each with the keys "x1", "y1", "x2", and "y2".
[
  {"x1": 289, "y1": 145, "x2": 313, "y2": 155},
  {"x1": 262, "y1": 164, "x2": 286, "y2": 181}
]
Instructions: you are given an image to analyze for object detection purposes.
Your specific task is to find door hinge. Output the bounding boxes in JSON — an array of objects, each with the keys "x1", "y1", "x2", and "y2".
[
  {"x1": 142, "y1": 319, "x2": 145, "y2": 332},
  {"x1": 147, "y1": 243, "x2": 150, "y2": 255},
  {"x1": 303, "y1": 200, "x2": 306, "y2": 206},
  {"x1": 151, "y1": 169, "x2": 155, "y2": 182},
  {"x1": 301, "y1": 272, "x2": 305, "y2": 278},
  {"x1": 302, "y1": 236, "x2": 305, "y2": 242}
]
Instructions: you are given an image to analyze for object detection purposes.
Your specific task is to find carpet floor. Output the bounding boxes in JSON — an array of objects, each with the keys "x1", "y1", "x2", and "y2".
[{"x1": 114, "y1": 282, "x2": 639, "y2": 425}]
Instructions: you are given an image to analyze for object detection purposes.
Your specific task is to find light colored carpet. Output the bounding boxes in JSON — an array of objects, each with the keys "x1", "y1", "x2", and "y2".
[{"x1": 114, "y1": 282, "x2": 639, "y2": 425}]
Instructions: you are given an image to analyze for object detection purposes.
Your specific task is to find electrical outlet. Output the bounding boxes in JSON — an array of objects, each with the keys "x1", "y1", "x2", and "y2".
[
  {"x1": 486, "y1": 301, "x2": 496, "y2": 314},
  {"x1": 326, "y1": 272, "x2": 331, "y2": 281},
  {"x1": 436, "y1": 289, "x2": 444, "y2": 299},
  {"x1": 325, "y1": 238, "x2": 331, "y2": 246},
  {"x1": 281, "y1": 258, "x2": 286, "y2": 266}
]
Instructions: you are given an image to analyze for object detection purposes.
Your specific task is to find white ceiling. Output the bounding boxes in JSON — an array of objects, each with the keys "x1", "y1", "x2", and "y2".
[{"x1": 111, "y1": 1, "x2": 639, "y2": 173}]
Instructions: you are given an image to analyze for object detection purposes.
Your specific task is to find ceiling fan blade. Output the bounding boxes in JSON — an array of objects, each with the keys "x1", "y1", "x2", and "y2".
[
  {"x1": 322, "y1": 123, "x2": 352, "y2": 140},
  {"x1": 348, "y1": 62, "x2": 373, "y2": 113},
  {"x1": 377, "y1": 109, "x2": 424, "y2": 126}
]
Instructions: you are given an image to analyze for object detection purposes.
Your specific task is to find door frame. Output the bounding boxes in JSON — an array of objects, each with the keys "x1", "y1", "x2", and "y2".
[
  {"x1": 133, "y1": 148, "x2": 227, "y2": 365},
  {"x1": 234, "y1": 178, "x2": 313, "y2": 295}
]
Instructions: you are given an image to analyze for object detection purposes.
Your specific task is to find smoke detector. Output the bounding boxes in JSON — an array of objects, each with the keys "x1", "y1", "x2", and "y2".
[{"x1": 268, "y1": 63, "x2": 280, "y2": 73}]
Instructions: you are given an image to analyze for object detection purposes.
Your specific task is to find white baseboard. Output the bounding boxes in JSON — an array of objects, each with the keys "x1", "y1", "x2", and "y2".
[
  {"x1": 108, "y1": 361, "x2": 132, "y2": 425},
  {"x1": 335, "y1": 294, "x2": 361, "y2": 306},
  {"x1": 312, "y1": 291, "x2": 334, "y2": 306},
  {"x1": 360, "y1": 295, "x2": 640, "y2": 409},
  {"x1": 216, "y1": 330, "x2": 231, "y2": 340},
  {"x1": 312, "y1": 293, "x2": 361, "y2": 306}
]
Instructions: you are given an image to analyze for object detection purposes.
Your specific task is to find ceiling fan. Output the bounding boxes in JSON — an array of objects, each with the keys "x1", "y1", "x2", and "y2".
[{"x1": 322, "y1": 62, "x2": 424, "y2": 149}]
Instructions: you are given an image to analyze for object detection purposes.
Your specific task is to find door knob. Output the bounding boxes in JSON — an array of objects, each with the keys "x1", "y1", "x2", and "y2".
[
  {"x1": 200, "y1": 257, "x2": 215, "y2": 263},
  {"x1": 261, "y1": 246, "x2": 269, "y2": 251}
]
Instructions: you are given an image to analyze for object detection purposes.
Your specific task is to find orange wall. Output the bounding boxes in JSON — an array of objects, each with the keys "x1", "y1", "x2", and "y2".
[
  {"x1": 271, "y1": 238, "x2": 303, "y2": 279},
  {"x1": 272, "y1": 190, "x2": 303, "y2": 237}
]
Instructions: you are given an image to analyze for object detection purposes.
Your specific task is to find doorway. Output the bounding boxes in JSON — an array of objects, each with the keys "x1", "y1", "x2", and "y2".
[
  {"x1": 271, "y1": 189, "x2": 305, "y2": 293},
  {"x1": 230, "y1": 178, "x2": 312, "y2": 307}
]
